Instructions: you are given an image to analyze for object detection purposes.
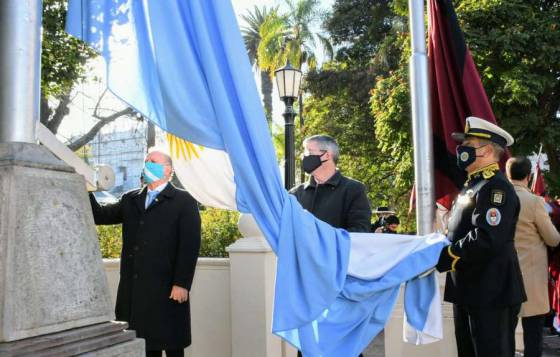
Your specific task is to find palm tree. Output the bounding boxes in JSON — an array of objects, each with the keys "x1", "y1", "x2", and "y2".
[
  {"x1": 241, "y1": 6, "x2": 280, "y2": 125},
  {"x1": 283, "y1": 0, "x2": 333, "y2": 70},
  {"x1": 263, "y1": 0, "x2": 333, "y2": 183}
]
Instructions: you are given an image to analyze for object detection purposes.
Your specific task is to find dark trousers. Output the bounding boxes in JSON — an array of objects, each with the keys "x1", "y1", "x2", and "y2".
[
  {"x1": 518, "y1": 314, "x2": 545, "y2": 357},
  {"x1": 146, "y1": 349, "x2": 184, "y2": 357},
  {"x1": 453, "y1": 304, "x2": 520, "y2": 357}
]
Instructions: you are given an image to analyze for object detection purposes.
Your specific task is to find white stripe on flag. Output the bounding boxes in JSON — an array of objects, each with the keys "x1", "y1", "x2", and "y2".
[{"x1": 166, "y1": 134, "x2": 237, "y2": 210}]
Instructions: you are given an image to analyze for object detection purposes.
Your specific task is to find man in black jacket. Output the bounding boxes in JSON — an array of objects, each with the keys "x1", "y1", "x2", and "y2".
[
  {"x1": 90, "y1": 149, "x2": 201, "y2": 357},
  {"x1": 436, "y1": 117, "x2": 526, "y2": 357},
  {"x1": 290, "y1": 135, "x2": 371, "y2": 233},
  {"x1": 290, "y1": 134, "x2": 371, "y2": 357}
]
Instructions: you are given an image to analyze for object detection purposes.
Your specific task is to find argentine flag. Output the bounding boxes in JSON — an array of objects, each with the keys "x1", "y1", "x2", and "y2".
[{"x1": 66, "y1": 1, "x2": 449, "y2": 355}]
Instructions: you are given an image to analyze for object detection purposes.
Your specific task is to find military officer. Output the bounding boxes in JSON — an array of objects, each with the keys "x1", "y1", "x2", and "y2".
[{"x1": 436, "y1": 116, "x2": 526, "y2": 357}]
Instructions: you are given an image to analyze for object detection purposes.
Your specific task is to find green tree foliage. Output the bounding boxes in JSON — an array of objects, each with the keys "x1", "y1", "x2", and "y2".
[
  {"x1": 455, "y1": 0, "x2": 560, "y2": 192},
  {"x1": 42, "y1": 0, "x2": 95, "y2": 98},
  {"x1": 96, "y1": 225, "x2": 123, "y2": 258},
  {"x1": 199, "y1": 208, "x2": 242, "y2": 257},
  {"x1": 303, "y1": 0, "x2": 416, "y2": 231},
  {"x1": 241, "y1": 6, "x2": 279, "y2": 124},
  {"x1": 371, "y1": 0, "x2": 560, "y2": 198},
  {"x1": 41, "y1": 0, "x2": 134, "y2": 150}
]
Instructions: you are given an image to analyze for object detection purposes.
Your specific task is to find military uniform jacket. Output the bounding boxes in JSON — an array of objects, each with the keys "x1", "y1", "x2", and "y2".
[
  {"x1": 89, "y1": 183, "x2": 201, "y2": 351},
  {"x1": 441, "y1": 167, "x2": 526, "y2": 307}
]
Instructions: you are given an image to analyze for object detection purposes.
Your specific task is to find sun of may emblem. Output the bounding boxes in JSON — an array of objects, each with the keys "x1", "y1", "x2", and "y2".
[{"x1": 167, "y1": 134, "x2": 205, "y2": 160}]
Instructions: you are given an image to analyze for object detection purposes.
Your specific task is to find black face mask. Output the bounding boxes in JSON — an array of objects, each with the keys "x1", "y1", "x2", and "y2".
[
  {"x1": 302, "y1": 152, "x2": 327, "y2": 174},
  {"x1": 456, "y1": 145, "x2": 487, "y2": 171}
]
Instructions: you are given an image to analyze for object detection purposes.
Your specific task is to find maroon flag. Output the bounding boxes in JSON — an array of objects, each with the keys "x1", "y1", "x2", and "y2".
[
  {"x1": 428, "y1": 0, "x2": 505, "y2": 209},
  {"x1": 531, "y1": 160, "x2": 546, "y2": 196}
]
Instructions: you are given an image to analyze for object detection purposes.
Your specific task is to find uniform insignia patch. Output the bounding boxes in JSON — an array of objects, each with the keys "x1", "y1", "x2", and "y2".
[
  {"x1": 486, "y1": 208, "x2": 502, "y2": 226},
  {"x1": 491, "y1": 190, "x2": 505, "y2": 206}
]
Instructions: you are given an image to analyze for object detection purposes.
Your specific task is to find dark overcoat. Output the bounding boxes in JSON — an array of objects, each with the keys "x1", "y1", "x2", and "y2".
[
  {"x1": 289, "y1": 171, "x2": 372, "y2": 232},
  {"x1": 90, "y1": 183, "x2": 201, "y2": 351}
]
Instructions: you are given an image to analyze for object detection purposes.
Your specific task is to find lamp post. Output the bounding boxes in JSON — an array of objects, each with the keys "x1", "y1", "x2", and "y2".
[{"x1": 275, "y1": 62, "x2": 302, "y2": 190}]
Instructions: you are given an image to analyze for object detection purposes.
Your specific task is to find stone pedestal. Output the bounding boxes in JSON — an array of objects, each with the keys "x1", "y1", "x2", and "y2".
[
  {"x1": 0, "y1": 142, "x2": 144, "y2": 355},
  {"x1": 0, "y1": 322, "x2": 144, "y2": 356}
]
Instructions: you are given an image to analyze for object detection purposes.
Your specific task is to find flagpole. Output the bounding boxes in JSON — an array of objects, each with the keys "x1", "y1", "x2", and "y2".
[
  {"x1": 409, "y1": 0, "x2": 435, "y2": 235},
  {"x1": 0, "y1": 0, "x2": 41, "y2": 143}
]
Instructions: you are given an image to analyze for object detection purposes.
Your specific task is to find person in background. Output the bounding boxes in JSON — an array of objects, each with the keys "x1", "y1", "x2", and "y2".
[
  {"x1": 506, "y1": 156, "x2": 560, "y2": 357},
  {"x1": 375, "y1": 214, "x2": 400, "y2": 234},
  {"x1": 89, "y1": 148, "x2": 201, "y2": 357},
  {"x1": 371, "y1": 206, "x2": 396, "y2": 232}
]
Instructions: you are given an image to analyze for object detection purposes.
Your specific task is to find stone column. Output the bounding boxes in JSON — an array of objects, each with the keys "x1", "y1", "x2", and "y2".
[{"x1": 227, "y1": 214, "x2": 297, "y2": 357}]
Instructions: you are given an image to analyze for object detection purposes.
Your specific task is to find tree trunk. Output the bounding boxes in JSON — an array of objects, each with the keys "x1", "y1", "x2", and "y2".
[
  {"x1": 147, "y1": 121, "x2": 156, "y2": 148},
  {"x1": 46, "y1": 94, "x2": 71, "y2": 134},
  {"x1": 40, "y1": 92, "x2": 52, "y2": 126},
  {"x1": 67, "y1": 107, "x2": 134, "y2": 151},
  {"x1": 261, "y1": 70, "x2": 273, "y2": 126}
]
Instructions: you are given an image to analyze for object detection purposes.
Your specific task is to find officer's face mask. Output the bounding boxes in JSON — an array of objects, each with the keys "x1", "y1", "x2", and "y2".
[
  {"x1": 456, "y1": 144, "x2": 488, "y2": 171},
  {"x1": 302, "y1": 151, "x2": 327, "y2": 174},
  {"x1": 142, "y1": 161, "x2": 166, "y2": 184}
]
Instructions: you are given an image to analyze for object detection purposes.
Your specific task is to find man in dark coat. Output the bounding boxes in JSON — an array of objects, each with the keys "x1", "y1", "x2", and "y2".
[
  {"x1": 436, "y1": 117, "x2": 526, "y2": 357},
  {"x1": 90, "y1": 149, "x2": 201, "y2": 357},
  {"x1": 290, "y1": 135, "x2": 371, "y2": 233},
  {"x1": 290, "y1": 134, "x2": 371, "y2": 357}
]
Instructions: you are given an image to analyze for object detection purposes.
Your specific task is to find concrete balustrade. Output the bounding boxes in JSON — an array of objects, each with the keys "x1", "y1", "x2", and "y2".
[{"x1": 102, "y1": 229, "x2": 525, "y2": 357}]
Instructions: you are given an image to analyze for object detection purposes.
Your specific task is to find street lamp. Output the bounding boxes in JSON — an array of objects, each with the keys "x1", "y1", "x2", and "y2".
[{"x1": 275, "y1": 61, "x2": 302, "y2": 190}]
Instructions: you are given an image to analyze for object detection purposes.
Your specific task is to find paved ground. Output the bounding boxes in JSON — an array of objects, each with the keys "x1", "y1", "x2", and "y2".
[
  {"x1": 516, "y1": 329, "x2": 560, "y2": 356},
  {"x1": 363, "y1": 331, "x2": 384, "y2": 357},
  {"x1": 363, "y1": 329, "x2": 560, "y2": 357},
  {"x1": 540, "y1": 329, "x2": 560, "y2": 356}
]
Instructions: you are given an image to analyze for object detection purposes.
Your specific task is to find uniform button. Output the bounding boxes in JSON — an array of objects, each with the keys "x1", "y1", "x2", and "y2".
[
  {"x1": 139, "y1": 220, "x2": 144, "y2": 225},
  {"x1": 128, "y1": 254, "x2": 133, "y2": 258},
  {"x1": 133, "y1": 274, "x2": 138, "y2": 279},
  {"x1": 134, "y1": 246, "x2": 139, "y2": 252}
]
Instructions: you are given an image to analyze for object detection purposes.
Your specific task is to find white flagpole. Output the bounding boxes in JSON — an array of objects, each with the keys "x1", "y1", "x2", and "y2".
[
  {"x1": 409, "y1": 0, "x2": 435, "y2": 235},
  {"x1": 0, "y1": 0, "x2": 42, "y2": 143}
]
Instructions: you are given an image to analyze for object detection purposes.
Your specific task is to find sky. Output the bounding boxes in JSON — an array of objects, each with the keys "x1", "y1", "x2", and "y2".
[{"x1": 58, "y1": 0, "x2": 334, "y2": 141}]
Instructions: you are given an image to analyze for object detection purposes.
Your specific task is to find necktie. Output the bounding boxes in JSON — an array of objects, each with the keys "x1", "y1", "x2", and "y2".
[{"x1": 146, "y1": 190, "x2": 159, "y2": 208}]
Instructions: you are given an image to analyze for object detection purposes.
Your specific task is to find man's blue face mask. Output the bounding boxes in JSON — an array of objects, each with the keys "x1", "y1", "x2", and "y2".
[{"x1": 142, "y1": 161, "x2": 166, "y2": 184}]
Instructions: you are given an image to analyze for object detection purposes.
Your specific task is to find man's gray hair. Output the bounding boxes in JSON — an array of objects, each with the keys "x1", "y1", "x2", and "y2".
[
  {"x1": 479, "y1": 139, "x2": 504, "y2": 161},
  {"x1": 303, "y1": 135, "x2": 340, "y2": 164}
]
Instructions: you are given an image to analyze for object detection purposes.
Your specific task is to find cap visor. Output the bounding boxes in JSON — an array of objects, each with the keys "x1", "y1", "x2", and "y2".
[{"x1": 451, "y1": 132, "x2": 466, "y2": 143}]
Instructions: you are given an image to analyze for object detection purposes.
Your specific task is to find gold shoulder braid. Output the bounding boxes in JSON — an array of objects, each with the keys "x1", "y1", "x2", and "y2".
[
  {"x1": 466, "y1": 163, "x2": 500, "y2": 185},
  {"x1": 481, "y1": 163, "x2": 500, "y2": 179}
]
